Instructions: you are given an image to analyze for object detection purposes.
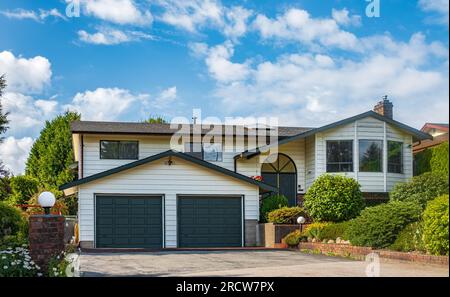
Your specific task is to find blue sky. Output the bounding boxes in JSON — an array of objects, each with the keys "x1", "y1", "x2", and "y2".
[{"x1": 0, "y1": 0, "x2": 448, "y2": 174}]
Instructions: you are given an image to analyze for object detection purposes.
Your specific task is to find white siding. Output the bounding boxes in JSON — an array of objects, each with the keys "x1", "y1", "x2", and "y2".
[
  {"x1": 78, "y1": 156, "x2": 259, "y2": 248},
  {"x1": 305, "y1": 136, "x2": 315, "y2": 190},
  {"x1": 314, "y1": 116, "x2": 414, "y2": 192}
]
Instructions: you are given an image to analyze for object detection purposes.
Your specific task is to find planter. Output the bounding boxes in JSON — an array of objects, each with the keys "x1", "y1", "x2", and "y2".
[{"x1": 257, "y1": 223, "x2": 301, "y2": 248}]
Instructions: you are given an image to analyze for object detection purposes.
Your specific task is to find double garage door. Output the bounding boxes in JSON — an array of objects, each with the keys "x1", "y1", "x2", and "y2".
[{"x1": 96, "y1": 195, "x2": 243, "y2": 248}]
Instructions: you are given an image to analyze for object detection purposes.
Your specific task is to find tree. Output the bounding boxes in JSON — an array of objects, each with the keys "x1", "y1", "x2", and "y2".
[
  {"x1": 0, "y1": 74, "x2": 9, "y2": 141},
  {"x1": 144, "y1": 115, "x2": 168, "y2": 124},
  {"x1": 25, "y1": 111, "x2": 81, "y2": 190},
  {"x1": 7, "y1": 175, "x2": 39, "y2": 206}
]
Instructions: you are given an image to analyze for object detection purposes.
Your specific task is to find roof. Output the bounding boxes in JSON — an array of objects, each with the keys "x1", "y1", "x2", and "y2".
[
  {"x1": 70, "y1": 121, "x2": 313, "y2": 137},
  {"x1": 420, "y1": 123, "x2": 449, "y2": 133},
  {"x1": 237, "y1": 111, "x2": 433, "y2": 159},
  {"x1": 59, "y1": 150, "x2": 277, "y2": 192},
  {"x1": 413, "y1": 133, "x2": 449, "y2": 154}
]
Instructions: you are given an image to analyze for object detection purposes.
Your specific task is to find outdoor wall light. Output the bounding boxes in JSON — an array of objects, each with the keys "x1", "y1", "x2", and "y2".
[
  {"x1": 297, "y1": 216, "x2": 306, "y2": 232},
  {"x1": 38, "y1": 191, "x2": 56, "y2": 215}
]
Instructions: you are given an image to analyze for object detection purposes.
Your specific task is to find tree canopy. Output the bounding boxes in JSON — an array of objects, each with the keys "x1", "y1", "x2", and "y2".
[
  {"x1": 0, "y1": 75, "x2": 9, "y2": 142},
  {"x1": 25, "y1": 111, "x2": 81, "y2": 190},
  {"x1": 144, "y1": 115, "x2": 168, "y2": 124}
]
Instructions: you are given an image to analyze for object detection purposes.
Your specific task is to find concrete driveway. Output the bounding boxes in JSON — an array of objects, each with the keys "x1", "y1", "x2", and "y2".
[{"x1": 78, "y1": 250, "x2": 449, "y2": 277}]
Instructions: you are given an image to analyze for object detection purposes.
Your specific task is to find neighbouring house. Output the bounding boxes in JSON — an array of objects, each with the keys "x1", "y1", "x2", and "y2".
[
  {"x1": 412, "y1": 123, "x2": 449, "y2": 154},
  {"x1": 60, "y1": 99, "x2": 431, "y2": 249}
]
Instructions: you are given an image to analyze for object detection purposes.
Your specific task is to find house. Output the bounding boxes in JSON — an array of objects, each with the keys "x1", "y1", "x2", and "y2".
[
  {"x1": 412, "y1": 123, "x2": 449, "y2": 154},
  {"x1": 60, "y1": 99, "x2": 431, "y2": 249}
]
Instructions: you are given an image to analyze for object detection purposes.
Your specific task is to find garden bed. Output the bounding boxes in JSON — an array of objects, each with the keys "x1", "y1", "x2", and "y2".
[{"x1": 298, "y1": 242, "x2": 449, "y2": 266}]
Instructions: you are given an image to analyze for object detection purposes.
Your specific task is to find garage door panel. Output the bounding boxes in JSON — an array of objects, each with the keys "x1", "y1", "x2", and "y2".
[
  {"x1": 178, "y1": 196, "x2": 242, "y2": 248},
  {"x1": 96, "y1": 195, "x2": 163, "y2": 248}
]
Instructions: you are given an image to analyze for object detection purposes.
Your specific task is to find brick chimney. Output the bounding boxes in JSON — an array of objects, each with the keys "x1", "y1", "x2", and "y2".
[{"x1": 373, "y1": 96, "x2": 393, "y2": 119}]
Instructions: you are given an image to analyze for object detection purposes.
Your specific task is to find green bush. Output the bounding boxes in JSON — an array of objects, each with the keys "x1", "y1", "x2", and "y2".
[
  {"x1": 283, "y1": 230, "x2": 302, "y2": 247},
  {"x1": 389, "y1": 172, "x2": 449, "y2": 208},
  {"x1": 318, "y1": 221, "x2": 352, "y2": 241},
  {"x1": 423, "y1": 195, "x2": 449, "y2": 256},
  {"x1": 347, "y1": 201, "x2": 422, "y2": 248},
  {"x1": 0, "y1": 245, "x2": 41, "y2": 277},
  {"x1": 303, "y1": 222, "x2": 331, "y2": 240},
  {"x1": 260, "y1": 194, "x2": 288, "y2": 223},
  {"x1": 0, "y1": 202, "x2": 26, "y2": 241},
  {"x1": 389, "y1": 222, "x2": 424, "y2": 252},
  {"x1": 415, "y1": 142, "x2": 449, "y2": 176},
  {"x1": 304, "y1": 174, "x2": 364, "y2": 222},
  {"x1": 7, "y1": 175, "x2": 39, "y2": 205},
  {"x1": 267, "y1": 206, "x2": 305, "y2": 224}
]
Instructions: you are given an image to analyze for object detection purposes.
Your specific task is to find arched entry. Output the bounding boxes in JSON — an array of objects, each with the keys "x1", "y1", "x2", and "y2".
[{"x1": 261, "y1": 154, "x2": 297, "y2": 206}]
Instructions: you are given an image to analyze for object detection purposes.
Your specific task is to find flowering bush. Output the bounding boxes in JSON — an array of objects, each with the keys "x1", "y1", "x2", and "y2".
[{"x1": 0, "y1": 245, "x2": 42, "y2": 277}]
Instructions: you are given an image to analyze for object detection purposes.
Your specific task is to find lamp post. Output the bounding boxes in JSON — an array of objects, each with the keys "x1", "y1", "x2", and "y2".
[
  {"x1": 297, "y1": 216, "x2": 306, "y2": 233},
  {"x1": 38, "y1": 191, "x2": 56, "y2": 215}
]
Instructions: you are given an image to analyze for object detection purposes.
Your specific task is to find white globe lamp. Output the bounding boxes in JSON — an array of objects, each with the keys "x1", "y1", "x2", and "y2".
[
  {"x1": 38, "y1": 191, "x2": 56, "y2": 215},
  {"x1": 297, "y1": 216, "x2": 306, "y2": 233}
]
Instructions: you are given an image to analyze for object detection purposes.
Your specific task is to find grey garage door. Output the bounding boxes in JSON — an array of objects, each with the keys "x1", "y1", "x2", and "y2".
[
  {"x1": 96, "y1": 195, "x2": 163, "y2": 248},
  {"x1": 178, "y1": 196, "x2": 243, "y2": 248}
]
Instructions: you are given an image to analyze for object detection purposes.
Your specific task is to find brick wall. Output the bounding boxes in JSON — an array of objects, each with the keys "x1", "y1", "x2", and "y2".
[{"x1": 29, "y1": 215, "x2": 65, "y2": 271}]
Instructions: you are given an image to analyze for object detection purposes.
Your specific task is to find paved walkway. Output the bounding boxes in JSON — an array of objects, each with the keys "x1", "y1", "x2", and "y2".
[{"x1": 79, "y1": 250, "x2": 449, "y2": 277}]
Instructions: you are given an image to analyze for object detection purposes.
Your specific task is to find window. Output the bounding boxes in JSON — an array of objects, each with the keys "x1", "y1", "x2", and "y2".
[
  {"x1": 100, "y1": 141, "x2": 138, "y2": 160},
  {"x1": 388, "y1": 141, "x2": 403, "y2": 173},
  {"x1": 184, "y1": 142, "x2": 223, "y2": 162},
  {"x1": 359, "y1": 140, "x2": 383, "y2": 172},
  {"x1": 326, "y1": 140, "x2": 353, "y2": 172},
  {"x1": 203, "y1": 143, "x2": 223, "y2": 162}
]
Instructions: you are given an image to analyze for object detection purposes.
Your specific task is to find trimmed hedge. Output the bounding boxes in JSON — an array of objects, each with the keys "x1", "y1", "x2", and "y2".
[
  {"x1": 267, "y1": 206, "x2": 305, "y2": 224},
  {"x1": 389, "y1": 222, "x2": 424, "y2": 252},
  {"x1": 304, "y1": 174, "x2": 364, "y2": 222},
  {"x1": 303, "y1": 222, "x2": 331, "y2": 240},
  {"x1": 415, "y1": 142, "x2": 449, "y2": 176},
  {"x1": 318, "y1": 221, "x2": 352, "y2": 241},
  {"x1": 346, "y1": 201, "x2": 422, "y2": 248},
  {"x1": 423, "y1": 195, "x2": 449, "y2": 256},
  {"x1": 260, "y1": 194, "x2": 288, "y2": 223},
  {"x1": 283, "y1": 230, "x2": 302, "y2": 247},
  {"x1": 389, "y1": 172, "x2": 449, "y2": 208}
]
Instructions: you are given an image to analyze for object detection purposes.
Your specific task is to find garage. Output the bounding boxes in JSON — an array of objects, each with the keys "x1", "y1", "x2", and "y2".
[
  {"x1": 177, "y1": 196, "x2": 243, "y2": 248},
  {"x1": 95, "y1": 195, "x2": 163, "y2": 248}
]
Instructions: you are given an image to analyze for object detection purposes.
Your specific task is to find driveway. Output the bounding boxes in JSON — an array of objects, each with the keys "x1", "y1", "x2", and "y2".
[{"x1": 78, "y1": 250, "x2": 448, "y2": 277}]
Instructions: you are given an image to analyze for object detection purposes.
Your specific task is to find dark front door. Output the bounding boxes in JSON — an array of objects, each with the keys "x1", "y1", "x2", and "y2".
[
  {"x1": 96, "y1": 195, "x2": 163, "y2": 248},
  {"x1": 261, "y1": 154, "x2": 298, "y2": 206},
  {"x1": 178, "y1": 196, "x2": 242, "y2": 248}
]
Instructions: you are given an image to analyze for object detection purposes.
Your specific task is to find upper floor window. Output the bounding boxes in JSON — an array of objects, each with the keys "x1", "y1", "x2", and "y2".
[
  {"x1": 388, "y1": 141, "x2": 403, "y2": 174},
  {"x1": 100, "y1": 140, "x2": 139, "y2": 160},
  {"x1": 184, "y1": 142, "x2": 223, "y2": 162},
  {"x1": 326, "y1": 140, "x2": 353, "y2": 172},
  {"x1": 359, "y1": 140, "x2": 383, "y2": 172}
]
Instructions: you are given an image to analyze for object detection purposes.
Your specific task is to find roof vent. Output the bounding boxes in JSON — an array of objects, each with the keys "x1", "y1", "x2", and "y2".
[{"x1": 373, "y1": 95, "x2": 393, "y2": 119}]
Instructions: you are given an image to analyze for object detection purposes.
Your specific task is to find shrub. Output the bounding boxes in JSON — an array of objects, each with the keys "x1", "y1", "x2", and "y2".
[
  {"x1": 303, "y1": 222, "x2": 331, "y2": 240},
  {"x1": 318, "y1": 221, "x2": 352, "y2": 241},
  {"x1": 0, "y1": 202, "x2": 26, "y2": 241},
  {"x1": 422, "y1": 195, "x2": 449, "y2": 256},
  {"x1": 304, "y1": 174, "x2": 364, "y2": 222},
  {"x1": 389, "y1": 172, "x2": 449, "y2": 208},
  {"x1": 415, "y1": 142, "x2": 449, "y2": 176},
  {"x1": 346, "y1": 201, "x2": 422, "y2": 248},
  {"x1": 283, "y1": 230, "x2": 303, "y2": 247},
  {"x1": 267, "y1": 206, "x2": 305, "y2": 224},
  {"x1": 260, "y1": 194, "x2": 288, "y2": 223},
  {"x1": 389, "y1": 222, "x2": 425, "y2": 252},
  {"x1": 48, "y1": 252, "x2": 71, "y2": 277},
  {"x1": 7, "y1": 175, "x2": 39, "y2": 205}
]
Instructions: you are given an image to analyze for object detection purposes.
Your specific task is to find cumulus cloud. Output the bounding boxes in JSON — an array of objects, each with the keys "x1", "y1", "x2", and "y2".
[
  {"x1": 0, "y1": 51, "x2": 52, "y2": 94},
  {"x1": 419, "y1": 0, "x2": 449, "y2": 24},
  {"x1": 0, "y1": 8, "x2": 66, "y2": 22},
  {"x1": 78, "y1": 28, "x2": 154, "y2": 45},
  {"x1": 0, "y1": 136, "x2": 34, "y2": 175},
  {"x1": 252, "y1": 8, "x2": 361, "y2": 51},
  {"x1": 64, "y1": 87, "x2": 150, "y2": 121},
  {"x1": 197, "y1": 33, "x2": 448, "y2": 127},
  {"x1": 152, "y1": 86, "x2": 177, "y2": 109},
  {"x1": 332, "y1": 8, "x2": 361, "y2": 27},
  {"x1": 80, "y1": 0, "x2": 153, "y2": 26}
]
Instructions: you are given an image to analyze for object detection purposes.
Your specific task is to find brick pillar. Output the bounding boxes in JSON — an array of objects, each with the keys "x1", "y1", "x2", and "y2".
[{"x1": 29, "y1": 215, "x2": 65, "y2": 271}]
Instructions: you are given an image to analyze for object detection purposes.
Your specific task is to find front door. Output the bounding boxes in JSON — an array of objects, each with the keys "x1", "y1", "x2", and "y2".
[{"x1": 261, "y1": 154, "x2": 298, "y2": 206}]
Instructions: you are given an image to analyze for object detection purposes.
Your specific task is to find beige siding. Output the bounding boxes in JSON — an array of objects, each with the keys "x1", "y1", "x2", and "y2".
[{"x1": 78, "y1": 156, "x2": 259, "y2": 248}]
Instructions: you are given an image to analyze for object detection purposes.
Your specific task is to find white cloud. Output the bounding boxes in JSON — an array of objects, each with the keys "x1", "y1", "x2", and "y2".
[
  {"x1": 64, "y1": 87, "x2": 150, "y2": 121},
  {"x1": 1, "y1": 92, "x2": 59, "y2": 138},
  {"x1": 332, "y1": 8, "x2": 361, "y2": 27},
  {"x1": 0, "y1": 8, "x2": 66, "y2": 22},
  {"x1": 0, "y1": 51, "x2": 52, "y2": 94},
  {"x1": 80, "y1": 0, "x2": 153, "y2": 26},
  {"x1": 78, "y1": 28, "x2": 153, "y2": 45},
  {"x1": 153, "y1": 86, "x2": 177, "y2": 108},
  {"x1": 252, "y1": 8, "x2": 360, "y2": 51},
  {"x1": 223, "y1": 6, "x2": 253, "y2": 40},
  {"x1": 198, "y1": 33, "x2": 448, "y2": 128},
  {"x1": 0, "y1": 136, "x2": 34, "y2": 175},
  {"x1": 419, "y1": 0, "x2": 449, "y2": 24}
]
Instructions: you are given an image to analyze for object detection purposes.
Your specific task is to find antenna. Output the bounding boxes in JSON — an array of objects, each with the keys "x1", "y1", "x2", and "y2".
[{"x1": 192, "y1": 116, "x2": 197, "y2": 124}]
